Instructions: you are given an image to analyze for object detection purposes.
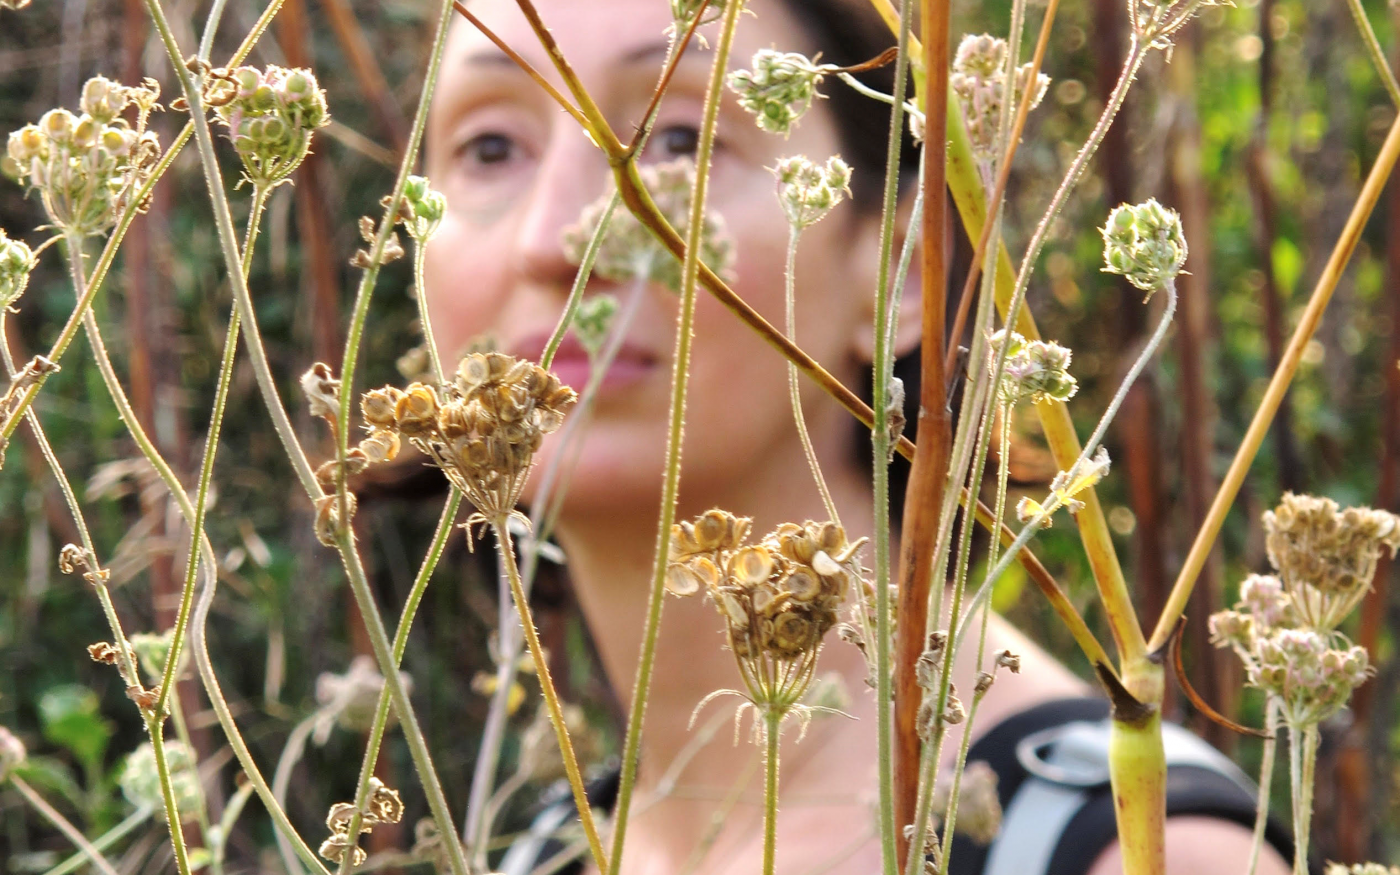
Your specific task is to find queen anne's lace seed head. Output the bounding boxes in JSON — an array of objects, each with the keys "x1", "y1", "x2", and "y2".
[
  {"x1": 1100, "y1": 198, "x2": 1188, "y2": 297},
  {"x1": 4, "y1": 76, "x2": 162, "y2": 237},
  {"x1": 571, "y1": 294, "x2": 619, "y2": 359},
  {"x1": 0, "y1": 228, "x2": 35, "y2": 310},
  {"x1": 728, "y1": 50, "x2": 830, "y2": 136},
  {"x1": 1262, "y1": 492, "x2": 1400, "y2": 630},
  {"x1": 211, "y1": 65, "x2": 328, "y2": 188},
  {"x1": 668, "y1": 510, "x2": 864, "y2": 711},
  {"x1": 561, "y1": 159, "x2": 735, "y2": 291},
  {"x1": 951, "y1": 34, "x2": 1050, "y2": 166},
  {"x1": 772, "y1": 155, "x2": 852, "y2": 229},
  {"x1": 365, "y1": 354, "x2": 575, "y2": 533}
]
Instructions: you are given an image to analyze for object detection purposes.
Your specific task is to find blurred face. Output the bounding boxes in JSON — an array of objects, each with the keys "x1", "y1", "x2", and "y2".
[{"x1": 424, "y1": 0, "x2": 881, "y2": 518}]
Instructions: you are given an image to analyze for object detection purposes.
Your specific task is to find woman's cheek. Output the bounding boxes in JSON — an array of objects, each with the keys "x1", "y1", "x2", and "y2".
[{"x1": 424, "y1": 216, "x2": 511, "y2": 361}]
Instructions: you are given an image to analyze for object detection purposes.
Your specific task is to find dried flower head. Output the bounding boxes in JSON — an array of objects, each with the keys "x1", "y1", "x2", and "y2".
[
  {"x1": 950, "y1": 34, "x2": 1050, "y2": 167},
  {"x1": 210, "y1": 65, "x2": 328, "y2": 187},
  {"x1": 366, "y1": 353, "x2": 575, "y2": 532},
  {"x1": 313, "y1": 654, "x2": 413, "y2": 743},
  {"x1": 0, "y1": 0, "x2": 33, "y2": 10},
  {"x1": 1101, "y1": 198, "x2": 1188, "y2": 297},
  {"x1": 1263, "y1": 493, "x2": 1400, "y2": 630},
  {"x1": 0, "y1": 228, "x2": 35, "y2": 310},
  {"x1": 561, "y1": 158, "x2": 736, "y2": 291},
  {"x1": 1325, "y1": 865, "x2": 1400, "y2": 875},
  {"x1": 0, "y1": 726, "x2": 25, "y2": 781},
  {"x1": 1016, "y1": 447, "x2": 1110, "y2": 527},
  {"x1": 772, "y1": 154, "x2": 852, "y2": 229},
  {"x1": 989, "y1": 329, "x2": 1077, "y2": 406},
  {"x1": 321, "y1": 777, "x2": 405, "y2": 866},
  {"x1": 4, "y1": 76, "x2": 162, "y2": 237},
  {"x1": 669, "y1": 510, "x2": 864, "y2": 712},
  {"x1": 729, "y1": 50, "x2": 830, "y2": 136},
  {"x1": 120, "y1": 741, "x2": 201, "y2": 821}
]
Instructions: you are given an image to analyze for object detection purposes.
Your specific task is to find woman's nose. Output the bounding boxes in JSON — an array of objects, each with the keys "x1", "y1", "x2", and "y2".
[{"x1": 511, "y1": 134, "x2": 610, "y2": 289}]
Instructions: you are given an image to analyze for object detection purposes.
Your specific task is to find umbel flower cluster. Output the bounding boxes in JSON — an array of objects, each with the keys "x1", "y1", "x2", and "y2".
[
  {"x1": 4, "y1": 75, "x2": 162, "y2": 237},
  {"x1": 728, "y1": 49, "x2": 830, "y2": 136},
  {"x1": 209, "y1": 64, "x2": 329, "y2": 188},
  {"x1": 1100, "y1": 197, "x2": 1188, "y2": 296},
  {"x1": 951, "y1": 34, "x2": 1051, "y2": 165},
  {"x1": 0, "y1": 227, "x2": 35, "y2": 310},
  {"x1": 1210, "y1": 494, "x2": 1400, "y2": 728},
  {"x1": 667, "y1": 510, "x2": 864, "y2": 709},
  {"x1": 361, "y1": 353, "x2": 576, "y2": 529},
  {"x1": 561, "y1": 157, "x2": 735, "y2": 292},
  {"x1": 988, "y1": 329, "x2": 1078, "y2": 406},
  {"x1": 772, "y1": 154, "x2": 851, "y2": 229}
]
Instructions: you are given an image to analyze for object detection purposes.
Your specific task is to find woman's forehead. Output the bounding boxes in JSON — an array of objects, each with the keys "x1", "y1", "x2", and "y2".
[{"x1": 445, "y1": 0, "x2": 811, "y2": 83}]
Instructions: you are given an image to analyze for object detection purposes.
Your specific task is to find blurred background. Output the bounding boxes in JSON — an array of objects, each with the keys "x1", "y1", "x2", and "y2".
[{"x1": 1, "y1": 0, "x2": 1398, "y2": 869}]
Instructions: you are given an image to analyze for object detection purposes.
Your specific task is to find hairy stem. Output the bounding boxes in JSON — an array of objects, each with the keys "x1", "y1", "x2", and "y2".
[
  {"x1": 763, "y1": 711, "x2": 782, "y2": 875},
  {"x1": 1247, "y1": 699, "x2": 1281, "y2": 875},
  {"x1": 38, "y1": 806, "x2": 153, "y2": 875},
  {"x1": 608, "y1": 4, "x2": 745, "y2": 871},
  {"x1": 10, "y1": 775, "x2": 122, "y2": 875},
  {"x1": 784, "y1": 227, "x2": 840, "y2": 525},
  {"x1": 493, "y1": 520, "x2": 610, "y2": 873},
  {"x1": 542, "y1": 192, "x2": 621, "y2": 369},
  {"x1": 1342, "y1": 0, "x2": 1400, "y2": 108}
]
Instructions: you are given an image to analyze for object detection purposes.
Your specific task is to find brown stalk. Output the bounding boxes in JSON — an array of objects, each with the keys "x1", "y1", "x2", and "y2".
[
  {"x1": 1147, "y1": 105, "x2": 1400, "y2": 653},
  {"x1": 317, "y1": 0, "x2": 410, "y2": 154},
  {"x1": 452, "y1": 2, "x2": 591, "y2": 131},
  {"x1": 894, "y1": 0, "x2": 950, "y2": 859},
  {"x1": 1168, "y1": 618, "x2": 1267, "y2": 738},
  {"x1": 943, "y1": 0, "x2": 1063, "y2": 374}
]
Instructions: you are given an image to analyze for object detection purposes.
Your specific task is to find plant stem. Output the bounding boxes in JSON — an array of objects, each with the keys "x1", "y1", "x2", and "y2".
[
  {"x1": 872, "y1": 1, "x2": 914, "y2": 870},
  {"x1": 492, "y1": 520, "x2": 610, "y2": 873},
  {"x1": 143, "y1": 718, "x2": 194, "y2": 875},
  {"x1": 1246, "y1": 699, "x2": 1281, "y2": 875},
  {"x1": 336, "y1": 489, "x2": 462, "y2": 875},
  {"x1": 161, "y1": 186, "x2": 268, "y2": 717},
  {"x1": 335, "y1": 0, "x2": 459, "y2": 532},
  {"x1": 10, "y1": 775, "x2": 122, "y2": 875},
  {"x1": 1288, "y1": 723, "x2": 1319, "y2": 875},
  {"x1": 38, "y1": 806, "x2": 153, "y2": 875},
  {"x1": 1109, "y1": 707, "x2": 1167, "y2": 875},
  {"x1": 413, "y1": 238, "x2": 445, "y2": 383},
  {"x1": 1342, "y1": 0, "x2": 1400, "y2": 107},
  {"x1": 784, "y1": 227, "x2": 840, "y2": 525},
  {"x1": 1148, "y1": 104, "x2": 1400, "y2": 653},
  {"x1": 763, "y1": 711, "x2": 782, "y2": 875},
  {"x1": 607, "y1": 5, "x2": 745, "y2": 872},
  {"x1": 542, "y1": 191, "x2": 621, "y2": 369}
]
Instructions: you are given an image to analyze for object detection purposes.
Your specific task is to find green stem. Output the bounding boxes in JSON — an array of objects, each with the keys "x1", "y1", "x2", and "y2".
[
  {"x1": 161, "y1": 186, "x2": 268, "y2": 717},
  {"x1": 335, "y1": 489, "x2": 463, "y2": 875},
  {"x1": 763, "y1": 711, "x2": 781, "y2": 875},
  {"x1": 335, "y1": 0, "x2": 459, "y2": 526},
  {"x1": 1288, "y1": 723, "x2": 1319, "y2": 875},
  {"x1": 413, "y1": 238, "x2": 446, "y2": 383},
  {"x1": 1246, "y1": 699, "x2": 1280, "y2": 875},
  {"x1": 492, "y1": 520, "x2": 610, "y2": 873},
  {"x1": 10, "y1": 775, "x2": 122, "y2": 875},
  {"x1": 784, "y1": 227, "x2": 840, "y2": 525},
  {"x1": 1109, "y1": 706, "x2": 1167, "y2": 875},
  {"x1": 143, "y1": 718, "x2": 194, "y2": 875},
  {"x1": 870, "y1": 5, "x2": 913, "y2": 873},
  {"x1": 607, "y1": 4, "x2": 745, "y2": 872},
  {"x1": 1342, "y1": 0, "x2": 1400, "y2": 107},
  {"x1": 541, "y1": 191, "x2": 622, "y2": 369},
  {"x1": 38, "y1": 806, "x2": 153, "y2": 875}
]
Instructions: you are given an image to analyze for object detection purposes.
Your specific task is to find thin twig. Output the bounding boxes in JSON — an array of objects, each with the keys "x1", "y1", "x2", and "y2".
[{"x1": 10, "y1": 775, "x2": 122, "y2": 875}]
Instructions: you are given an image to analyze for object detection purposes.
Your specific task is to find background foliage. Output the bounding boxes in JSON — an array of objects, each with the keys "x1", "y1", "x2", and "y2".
[{"x1": 1, "y1": 0, "x2": 1398, "y2": 868}]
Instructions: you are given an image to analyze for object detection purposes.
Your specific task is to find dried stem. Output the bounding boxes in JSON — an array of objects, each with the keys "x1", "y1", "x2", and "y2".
[{"x1": 10, "y1": 775, "x2": 122, "y2": 875}]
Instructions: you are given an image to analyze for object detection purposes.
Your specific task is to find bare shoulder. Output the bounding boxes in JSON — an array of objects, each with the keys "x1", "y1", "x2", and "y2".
[{"x1": 1085, "y1": 816, "x2": 1292, "y2": 875}]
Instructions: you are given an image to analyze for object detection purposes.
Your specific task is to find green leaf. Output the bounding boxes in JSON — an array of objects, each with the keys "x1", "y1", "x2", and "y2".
[{"x1": 38, "y1": 685, "x2": 112, "y2": 773}]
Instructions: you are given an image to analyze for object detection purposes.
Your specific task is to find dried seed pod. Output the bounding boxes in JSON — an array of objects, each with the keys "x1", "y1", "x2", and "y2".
[{"x1": 361, "y1": 386, "x2": 403, "y2": 428}]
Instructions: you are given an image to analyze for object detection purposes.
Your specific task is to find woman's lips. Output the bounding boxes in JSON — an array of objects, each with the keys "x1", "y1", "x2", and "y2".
[{"x1": 511, "y1": 333, "x2": 659, "y2": 393}]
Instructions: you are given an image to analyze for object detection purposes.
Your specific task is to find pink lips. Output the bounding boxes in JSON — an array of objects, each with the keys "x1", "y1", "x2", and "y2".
[{"x1": 511, "y1": 331, "x2": 659, "y2": 393}]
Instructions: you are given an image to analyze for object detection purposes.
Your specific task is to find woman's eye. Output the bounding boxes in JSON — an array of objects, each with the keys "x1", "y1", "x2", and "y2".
[
  {"x1": 650, "y1": 123, "x2": 700, "y2": 159},
  {"x1": 457, "y1": 132, "x2": 517, "y2": 169}
]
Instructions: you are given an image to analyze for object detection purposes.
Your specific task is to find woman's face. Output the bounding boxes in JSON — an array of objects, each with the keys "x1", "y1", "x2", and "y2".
[{"x1": 424, "y1": 0, "x2": 883, "y2": 517}]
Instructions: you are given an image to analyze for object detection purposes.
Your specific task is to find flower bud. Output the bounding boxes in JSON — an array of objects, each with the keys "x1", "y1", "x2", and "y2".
[
  {"x1": 1100, "y1": 199, "x2": 1188, "y2": 296},
  {"x1": 728, "y1": 50, "x2": 828, "y2": 136},
  {"x1": 0, "y1": 228, "x2": 35, "y2": 309}
]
